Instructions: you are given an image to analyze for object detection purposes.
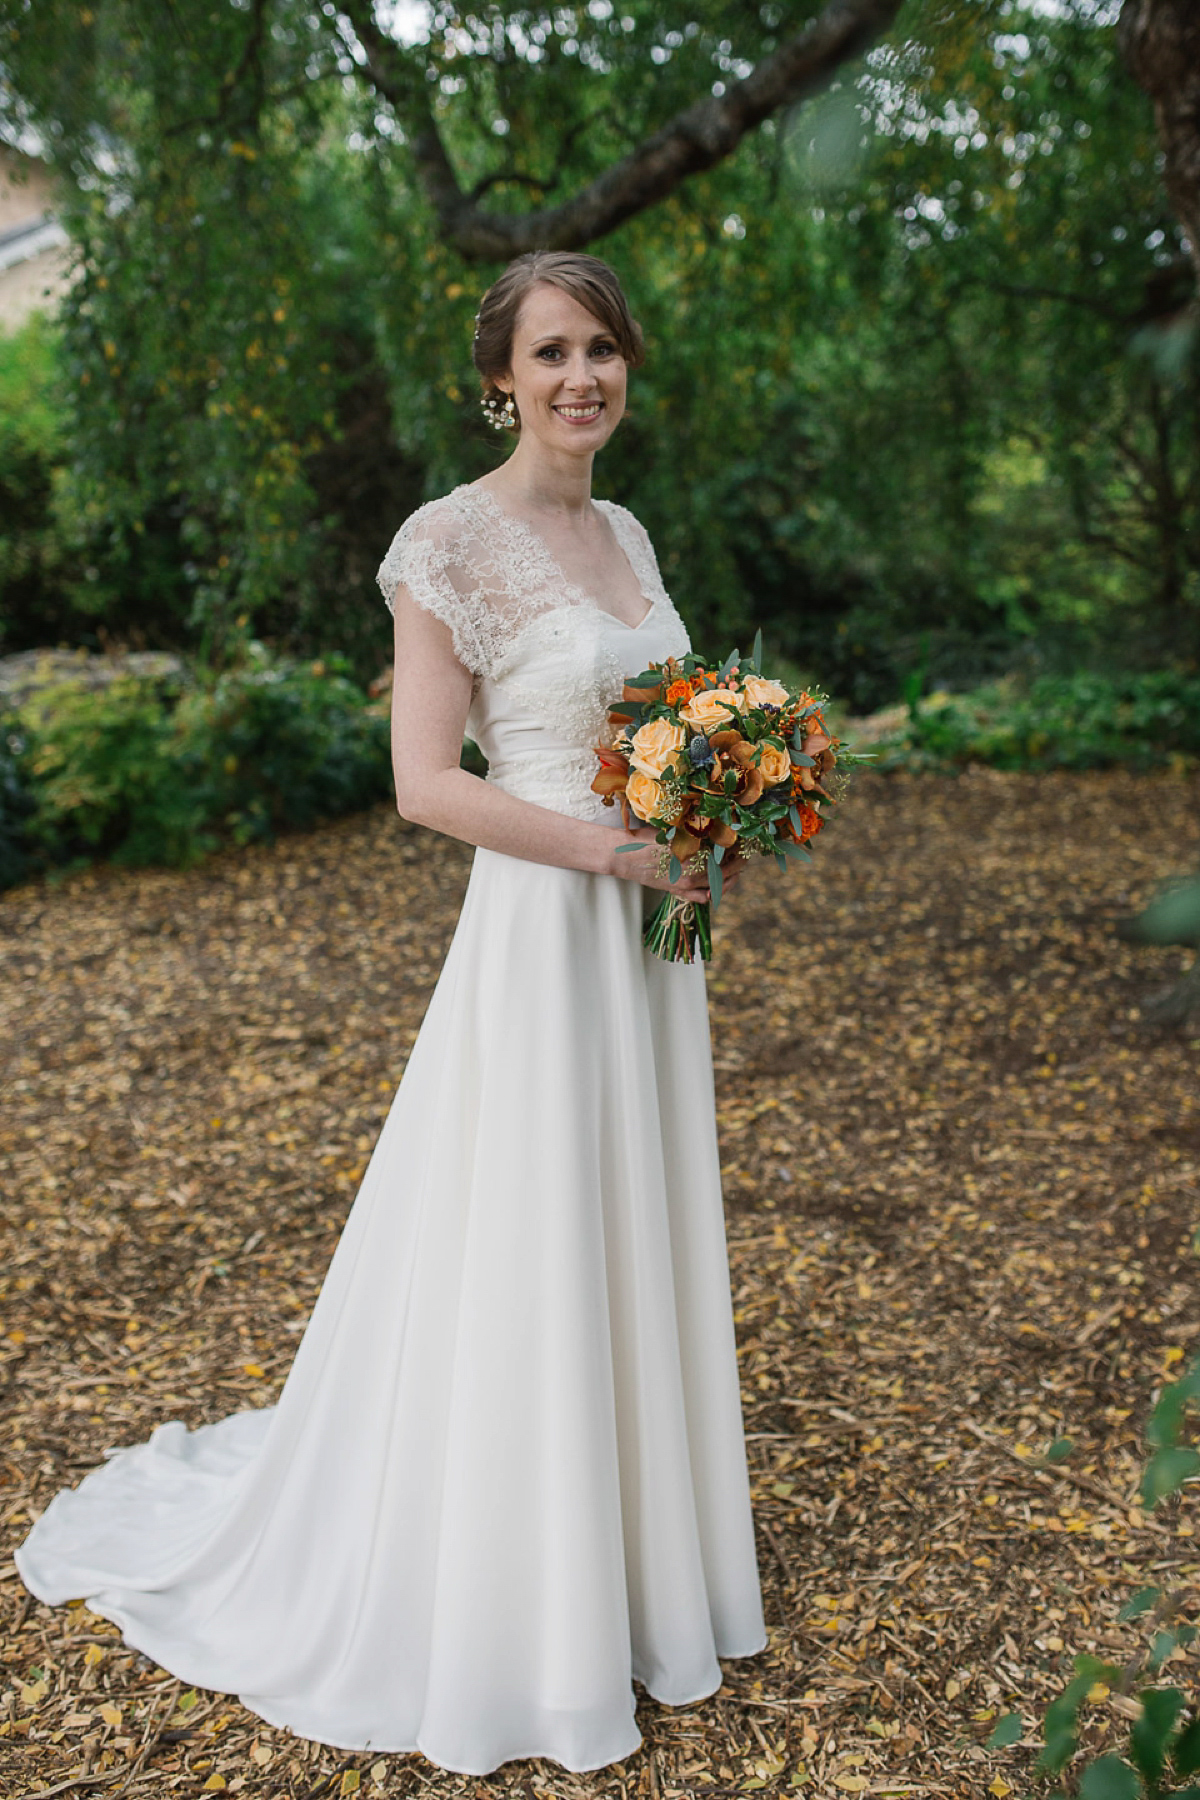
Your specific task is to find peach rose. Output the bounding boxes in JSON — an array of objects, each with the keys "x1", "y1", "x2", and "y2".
[
  {"x1": 757, "y1": 741, "x2": 791, "y2": 787},
  {"x1": 680, "y1": 687, "x2": 747, "y2": 734},
  {"x1": 629, "y1": 715, "x2": 688, "y2": 780},
  {"x1": 626, "y1": 767, "x2": 669, "y2": 822},
  {"x1": 742, "y1": 675, "x2": 790, "y2": 709}
]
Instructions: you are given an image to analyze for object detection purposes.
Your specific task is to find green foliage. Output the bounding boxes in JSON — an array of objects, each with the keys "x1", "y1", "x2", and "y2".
[
  {"x1": 0, "y1": 0, "x2": 1197, "y2": 704},
  {"x1": 1080, "y1": 1755, "x2": 1140, "y2": 1800},
  {"x1": 0, "y1": 313, "x2": 74, "y2": 652},
  {"x1": 0, "y1": 707, "x2": 38, "y2": 887},
  {"x1": 990, "y1": 1355, "x2": 1200, "y2": 1797},
  {"x1": 1143, "y1": 1361, "x2": 1200, "y2": 1511},
  {"x1": 4, "y1": 649, "x2": 394, "y2": 886},
  {"x1": 885, "y1": 671, "x2": 1200, "y2": 771}
]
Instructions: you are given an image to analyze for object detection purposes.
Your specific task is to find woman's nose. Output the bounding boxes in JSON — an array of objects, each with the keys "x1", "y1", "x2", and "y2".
[{"x1": 562, "y1": 354, "x2": 595, "y2": 390}]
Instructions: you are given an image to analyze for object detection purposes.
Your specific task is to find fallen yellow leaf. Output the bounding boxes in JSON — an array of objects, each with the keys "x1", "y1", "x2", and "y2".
[
  {"x1": 243, "y1": 1362, "x2": 266, "y2": 1378},
  {"x1": 83, "y1": 1643, "x2": 105, "y2": 1667},
  {"x1": 202, "y1": 1778, "x2": 227, "y2": 1794},
  {"x1": 99, "y1": 1701, "x2": 122, "y2": 1728}
]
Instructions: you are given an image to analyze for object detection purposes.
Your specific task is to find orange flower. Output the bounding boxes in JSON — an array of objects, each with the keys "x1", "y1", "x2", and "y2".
[
  {"x1": 591, "y1": 744, "x2": 630, "y2": 805},
  {"x1": 665, "y1": 677, "x2": 696, "y2": 705}
]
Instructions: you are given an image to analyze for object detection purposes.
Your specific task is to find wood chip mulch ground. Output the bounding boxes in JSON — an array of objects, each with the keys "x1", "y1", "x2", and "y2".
[{"x1": 2, "y1": 768, "x2": 1198, "y2": 1800}]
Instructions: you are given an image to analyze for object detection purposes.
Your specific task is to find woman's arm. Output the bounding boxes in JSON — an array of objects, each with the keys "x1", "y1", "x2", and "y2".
[{"x1": 389, "y1": 582, "x2": 716, "y2": 901}]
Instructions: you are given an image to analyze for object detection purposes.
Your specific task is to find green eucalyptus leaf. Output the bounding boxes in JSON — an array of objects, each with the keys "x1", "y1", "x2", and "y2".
[
  {"x1": 707, "y1": 850, "x2": 723, "y2": 908},
  {"x1": 1047, "y1": 1436, "x2": 1074, "y2": 1463}
]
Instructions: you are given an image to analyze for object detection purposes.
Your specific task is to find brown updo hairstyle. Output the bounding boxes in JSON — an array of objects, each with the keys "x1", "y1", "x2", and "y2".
[{"x1": 472, "y1": 251, "x2": 646, "y2": 431}]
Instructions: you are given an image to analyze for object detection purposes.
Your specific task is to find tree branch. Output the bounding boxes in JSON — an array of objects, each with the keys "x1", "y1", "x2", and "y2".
[{"x1": 338, "y1": 0, "x2": 904, "y2": 259}]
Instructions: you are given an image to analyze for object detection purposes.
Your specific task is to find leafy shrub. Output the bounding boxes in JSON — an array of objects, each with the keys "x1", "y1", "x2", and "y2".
[
  {"x1": 880, "y1": 671, "x2": 1200, "y2": 772},
  {"x1": 5, "y1": 648, "x2": 394, "y2": 887},
  {"x1": 0, "y1": 709, "x2": 38, "y2": 889},
  {"x1": 0, "y1": 314, "x2": 74, "y2": 654},
  {"x1": 988, "y1": 1354, "x2": 1200, "y2": 1797}
]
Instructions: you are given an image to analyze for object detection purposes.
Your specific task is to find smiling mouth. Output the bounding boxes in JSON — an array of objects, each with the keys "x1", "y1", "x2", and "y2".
[{"x1": 552, "y1": 402, "x2": 604, "y2": 421}]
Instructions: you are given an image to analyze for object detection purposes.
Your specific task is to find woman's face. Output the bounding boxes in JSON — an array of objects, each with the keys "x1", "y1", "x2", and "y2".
[{"x1": 497, "y1": 281, "x2": 627, "y2": 455}]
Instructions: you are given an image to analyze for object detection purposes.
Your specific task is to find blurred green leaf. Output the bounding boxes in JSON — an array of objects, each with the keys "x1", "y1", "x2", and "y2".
[
  {"x1": 1141, "y1": 1447, "x2": 1200, "y2": 1510},
  {"x1": 1131, "y1": 1688, "x2": 1185, "y2": 1786},
  {"x1": 1079, "y1": 1755, "x2": 1140, "y2": 1800},
  {"x1": 987, "y1": 1712, "x2": 1022, "y2": 1749},
  {"x1": 1118, "y1": 1587, "x2": 1161, "y2": 1623},
  {"x1": 1173, "y1": 1716, "x2": 1200, "y2": 1778}
]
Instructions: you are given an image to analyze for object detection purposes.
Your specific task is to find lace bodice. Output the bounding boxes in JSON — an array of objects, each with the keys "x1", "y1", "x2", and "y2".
[{"x1": 377, "y1": 482, "x2": 692, "y2": 821}]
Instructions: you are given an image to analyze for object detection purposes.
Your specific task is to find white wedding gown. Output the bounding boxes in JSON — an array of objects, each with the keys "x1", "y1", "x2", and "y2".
[{"x1": 15, "y1": 482, "x2": 767, "y2": 1776}]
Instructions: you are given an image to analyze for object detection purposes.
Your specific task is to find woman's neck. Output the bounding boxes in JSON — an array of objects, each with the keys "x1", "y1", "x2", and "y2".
[{"x1": 484, "y1": 439, "x2": 596, "y2": 520}]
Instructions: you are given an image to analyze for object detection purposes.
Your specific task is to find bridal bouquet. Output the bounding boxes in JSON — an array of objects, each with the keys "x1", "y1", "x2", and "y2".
[{"x1": 592, "y1": 631, "x2": 844, "y2": 963}]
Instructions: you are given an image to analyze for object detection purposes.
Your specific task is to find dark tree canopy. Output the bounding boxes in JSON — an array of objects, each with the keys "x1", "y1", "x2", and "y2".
[
  {"x1": 338, "y1": 0, "x2": 905, "y2": 256},
  {"x1": 0, "y1": 0, "x2": 1196, "y2": 701}
]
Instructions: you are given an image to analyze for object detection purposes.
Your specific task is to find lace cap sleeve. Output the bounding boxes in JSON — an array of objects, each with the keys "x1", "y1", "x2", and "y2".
[{"x1": 376, "y1": 497, "x2": 491, "y2": 679}]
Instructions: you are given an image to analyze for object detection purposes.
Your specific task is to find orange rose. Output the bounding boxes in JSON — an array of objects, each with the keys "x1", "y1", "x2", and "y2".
[
  {"x1": 626, "y1": 767, "x2": 671, "y2": 823},
  {"x1": 665, "y1": 677, "x2": 696, "y2": 705},
  {"x1": 742, "y1": 675, "x2": 790, "y2": 709},
  {"x1": 680, "y1": 687, "x2": 747, "y2": 734},
  {"x1": 756, "y1": 741, "x2": 791, "y2": 787},
  {"x1": 629, "y1": 715, "x2": 688, "y2": 780}
]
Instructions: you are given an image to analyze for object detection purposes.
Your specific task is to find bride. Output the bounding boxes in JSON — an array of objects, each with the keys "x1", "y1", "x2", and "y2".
[{"x1": 15, "y1": 250, "x2": 768, "y2": 1777}]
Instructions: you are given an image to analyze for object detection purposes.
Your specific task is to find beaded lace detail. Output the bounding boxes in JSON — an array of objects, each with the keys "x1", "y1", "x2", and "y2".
[{"x1": 375, "y1": 483, "x2": 687, "y2": 680}]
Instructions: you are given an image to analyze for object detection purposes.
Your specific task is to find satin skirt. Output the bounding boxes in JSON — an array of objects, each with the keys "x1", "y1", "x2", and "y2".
[{"x1": 15, "y1": 842, "x2": 767, "y2": 1775}]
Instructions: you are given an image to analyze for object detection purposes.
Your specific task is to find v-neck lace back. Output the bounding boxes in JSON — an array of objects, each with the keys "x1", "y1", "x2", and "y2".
[{"x1": 376, "y1": 482, "x2": 682, "y2": 681}]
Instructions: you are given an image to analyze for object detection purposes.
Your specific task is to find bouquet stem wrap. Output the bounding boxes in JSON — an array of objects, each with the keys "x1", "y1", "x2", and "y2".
[{"x1": 643, "y1": 893, "x2": 713, "y2": 963}]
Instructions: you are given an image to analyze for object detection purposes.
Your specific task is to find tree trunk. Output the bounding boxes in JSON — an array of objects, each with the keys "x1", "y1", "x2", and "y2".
[{"x1": 1118, "y1": 0, "x2": 1200, "y2": 290}]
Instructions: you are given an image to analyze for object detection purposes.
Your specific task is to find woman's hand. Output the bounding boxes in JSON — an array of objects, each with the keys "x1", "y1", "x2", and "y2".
[{"x1": 608, "y1": 824, "x2": 747, "y2": 901}]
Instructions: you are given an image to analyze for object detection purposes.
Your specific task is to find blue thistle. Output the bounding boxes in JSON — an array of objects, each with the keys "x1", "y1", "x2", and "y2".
[{"x1": 688, "y1": 733, "x2": 715, "y2": 768}]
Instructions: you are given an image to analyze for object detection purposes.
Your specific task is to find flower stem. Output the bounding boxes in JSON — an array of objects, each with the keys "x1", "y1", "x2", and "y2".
[{"x1": 643, "y1": 894, "x2": 713, "y2": 963}]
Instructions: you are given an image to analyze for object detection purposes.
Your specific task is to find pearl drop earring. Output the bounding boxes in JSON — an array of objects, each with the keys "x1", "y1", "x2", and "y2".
[{"x1": 481, "y1": 391, "x2": 517, "y2": 431}]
